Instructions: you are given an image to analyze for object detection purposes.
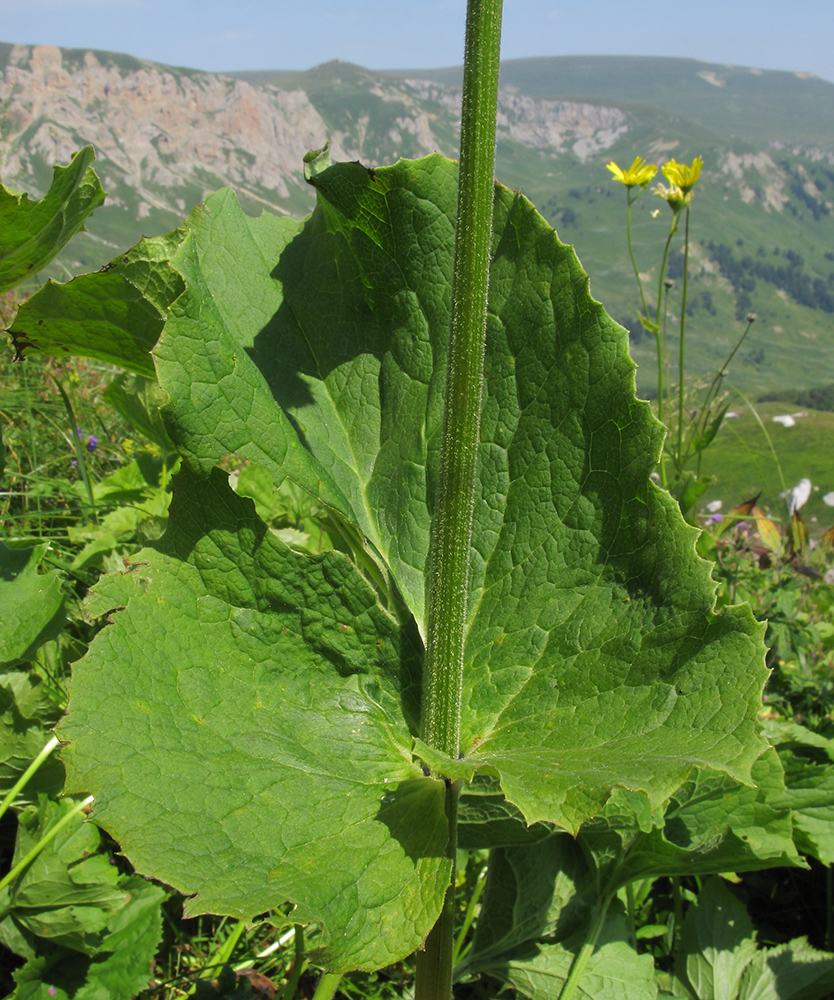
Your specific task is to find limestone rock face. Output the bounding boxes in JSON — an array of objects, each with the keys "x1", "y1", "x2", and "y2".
[
  {"x1": 1, "y1": 44, "x2": 341, "y2": 218},
  {"x1": 0, "y1": 45, "x2": 629, "y2": 235}
]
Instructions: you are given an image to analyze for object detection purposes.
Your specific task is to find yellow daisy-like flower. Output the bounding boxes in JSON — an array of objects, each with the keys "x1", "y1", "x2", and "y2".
[
  {"x1": 661, "y1": 156, "x2": 703, "y2": 193},
  {"x1": 606, "y1": 156, "x2": 657, "y2": 189}
]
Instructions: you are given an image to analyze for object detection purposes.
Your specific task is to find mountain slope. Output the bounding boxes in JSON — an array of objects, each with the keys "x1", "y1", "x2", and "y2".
[
  {"x1": 1, "y1": 43, "x2": 833, "y2": 399},
  {"x1": 387, "y1": 55, "x2": 834, "y2": 150}
]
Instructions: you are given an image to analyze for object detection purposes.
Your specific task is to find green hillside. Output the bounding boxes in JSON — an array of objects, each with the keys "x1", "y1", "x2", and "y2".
[{"x1": 396, "y1": 55, "x2": 834, "y2": 149}]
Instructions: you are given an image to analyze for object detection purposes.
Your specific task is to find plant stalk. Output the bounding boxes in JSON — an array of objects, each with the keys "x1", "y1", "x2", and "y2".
[
  {"x1": 558, "y1": 892, "x2": 614, "y2": 1000},
  {"x1": 675, "y1": 206, "x2": 691, "y2": 473},
  {"x1": 0, "y1": 736, "x2": 58, "y2": 824},
  {"x1": 311, "y1": 972, "x2": 342, "y2": 1000},
  {"x1": 415, "y1": 782, "x2": 461, "y2": 999},
  {"x1": 0, "y1": 795, "x2": 94, "y2": 894},
  {"x1": 421, "y1": 0, "x2": 502, "y2": 760},
  {"x1": 417, "y1": 0, "x2": 502, "y2": 997}
]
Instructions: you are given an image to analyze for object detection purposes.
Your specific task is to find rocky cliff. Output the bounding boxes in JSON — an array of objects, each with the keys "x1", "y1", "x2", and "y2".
[{"x1": 0, "y1": 43, "x2": 629, "y2": 252}]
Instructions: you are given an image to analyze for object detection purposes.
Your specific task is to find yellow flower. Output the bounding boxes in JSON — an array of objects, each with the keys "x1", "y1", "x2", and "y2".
[
  {"x1": 606, "y1": 156, "x2": 657, "y2": 189},
  {"x1": 661, "y1": 156, "x2": 703, "y2": 193},
  {"x1": 654, "y1": 183, "x2": 690, "y2": 213}
]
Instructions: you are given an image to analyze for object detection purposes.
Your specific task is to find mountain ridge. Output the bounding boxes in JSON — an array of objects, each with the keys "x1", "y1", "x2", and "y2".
[{"x1": 1, "y1": 42, "x2": 834, "y2": 397}]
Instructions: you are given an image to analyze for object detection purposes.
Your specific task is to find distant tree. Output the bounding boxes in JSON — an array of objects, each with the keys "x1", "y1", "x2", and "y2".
[{"x1": 759, "y1": 383, "x2": 834, "y2": 412}]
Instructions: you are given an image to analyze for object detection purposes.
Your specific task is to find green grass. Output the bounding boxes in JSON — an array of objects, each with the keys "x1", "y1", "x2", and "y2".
[{"x1": 697, "y1": 398, "x2": 834, "y2": 529}]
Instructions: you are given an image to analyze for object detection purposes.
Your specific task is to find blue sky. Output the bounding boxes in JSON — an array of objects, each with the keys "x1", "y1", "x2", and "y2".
[{"x1": 5, "y1": 0, "x2": 834, "y2": 84}]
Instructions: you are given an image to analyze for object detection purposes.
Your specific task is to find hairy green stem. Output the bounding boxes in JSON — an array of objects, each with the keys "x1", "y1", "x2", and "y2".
[
  {"x1": 421, "y1": 0, "x2": 502, "y2": 759},
  {"x1": 415, "y1": 783, "x2": 461, "y2": 999},
  {"x1": 417, "y1": 1, "x2": 502, "y2": 997}
]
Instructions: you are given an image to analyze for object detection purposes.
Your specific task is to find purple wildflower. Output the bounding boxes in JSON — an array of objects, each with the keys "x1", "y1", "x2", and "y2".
[
  {"x1": 87, "y1": 435, "x2": 98, "y2": 452},
  {"x1": 76, "y1": 427, "x2": 83, "y2": 439},
  {"x1": 706, "y1": 514, "x2": 724, "y2": 525}
]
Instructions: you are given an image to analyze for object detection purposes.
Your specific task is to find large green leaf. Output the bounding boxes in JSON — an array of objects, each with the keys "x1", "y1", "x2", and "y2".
[
  {"x1": 763, "y1": 719, "x2": 834, "y2": 865},
  {"x1": 464, "y1": 755, "x2": 798, "y2": 988},
  {"x1": 579, "y1": 749, "x2": 801, "y2": 888},
  {"x1": 63, "y1": 465, "x2": 449, "y2": 973},
  {"x1": 55, "y1": 155, "x2": 768, "y2": 969},
  {"x1": 0, "y1": 147, "x2": 104, "y2": 294},
  {"x1": 477, "y1": 902, "x2": 657, "y2": 1000},
  {"x1": 154, "y1": 160, "x2": 766, "y2": 822},
  {"x1": 677, "y1": 878, "x2": 834, "y2": 1000},
  {"x1": 9, "y1": 233, "x2": 185, "y2": 376},
  {"x1": 11, "y1": 875, "x2": 165, "y2": 1000},
  {"x1": 0, "y1": 544, "x2": 66, "y2": 668}
]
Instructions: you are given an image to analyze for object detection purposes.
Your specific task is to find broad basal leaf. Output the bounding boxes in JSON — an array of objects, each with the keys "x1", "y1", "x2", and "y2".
[
  {"x1": 62, "y1": 466, "x2": 450, "y2": 972},
  {"x1": 55, "y1": 154, "x2": 768, "y2": 969},
  {"x1": 580, "y1": 749, "x2": 801, "y2": 889},
  {"x1": 0, "y1": 147, "x2": 104, "y2": 294},
  {"x1": 465, "y1": 752, "x2": 799, "y2": 990},
  {"x1": 153, "y1": 158, "x2": 766, "y2": 823}
]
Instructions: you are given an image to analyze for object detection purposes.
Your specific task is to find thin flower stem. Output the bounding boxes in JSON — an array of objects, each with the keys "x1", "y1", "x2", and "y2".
[
  {"x1": 53, "y1": 376, "x2": 97, "y2": 523},
  {"x1": 659, "y1": 282, "x2": 672, "y2": 488},
  {"x1": 625, "y1": 191, "x2": 653, "y2": 326},
  {"x1": 311, "y1": 972, "x2": 342, "y2": 1000},
  {"x1": 0, "y1": 736, "x2": 59, "y2": 824},
  {"x1": 557, "y1": 892, "x2": 614, "y2": 1000},
  {"x1": 652, "y1": 214, "x2": 679, "y2": 431},
  {"x1": 654, "y1": 217, "x2": 679, "y2": 333},
  {"x1": 0, "y1": 795, "x2": 94, "y2": 894},
  {"x1": 675, "y1": 206, "x2": 691, "y2": 473}
]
